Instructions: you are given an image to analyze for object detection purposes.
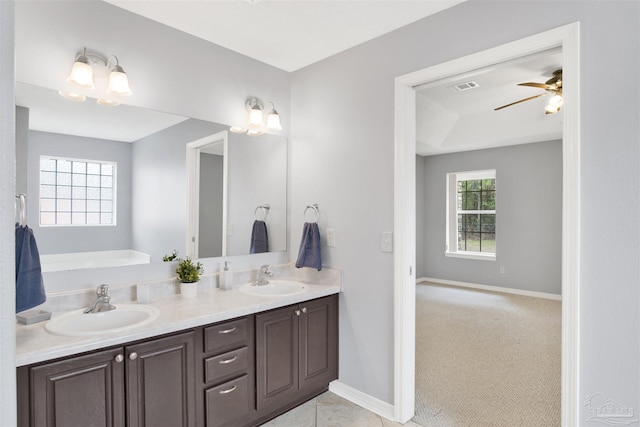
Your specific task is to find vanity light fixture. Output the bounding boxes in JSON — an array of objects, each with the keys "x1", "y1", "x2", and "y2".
[
  {"x1": 64, "y1": 47, "x2": 132, "y2": 102},
  {"x1": 231, "y1": 96, "x2": 282, "y2": 135}
]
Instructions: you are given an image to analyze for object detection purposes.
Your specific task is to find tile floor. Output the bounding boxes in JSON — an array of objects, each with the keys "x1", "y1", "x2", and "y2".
[{"x1": 262, "y1": 391, "x2": 423, "y2": 427}]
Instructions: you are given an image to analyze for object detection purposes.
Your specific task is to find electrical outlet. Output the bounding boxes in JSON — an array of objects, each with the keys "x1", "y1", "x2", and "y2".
[
  {"x1": 326, "y1": 228, "x2": 336, "y2": 247},
  {"x1": 500, "y1": 266, "x2": 505, "y2": 274},
  {"x1": 381, "y1": 232, "x2": 393, "y2": 253}
]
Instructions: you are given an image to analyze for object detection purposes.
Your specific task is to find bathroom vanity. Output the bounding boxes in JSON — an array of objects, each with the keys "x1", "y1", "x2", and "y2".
[{"x1": 16, "y1": 281, "x2": 339, "y2": 427}]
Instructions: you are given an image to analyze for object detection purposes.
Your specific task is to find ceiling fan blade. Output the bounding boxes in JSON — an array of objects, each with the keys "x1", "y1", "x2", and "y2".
[
  {"x1": 518, "y1": 82, "x2": 553, "y2": 90},
  {"x1": 494, "y1": 93, "x2": 547, "y2": 111}
]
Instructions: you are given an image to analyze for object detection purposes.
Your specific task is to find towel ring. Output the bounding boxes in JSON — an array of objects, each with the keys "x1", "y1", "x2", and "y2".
[
  {"x1": 254, "y1": 204, "x2": 270, "y2": 221},
  {"x1": 304, "y1": 204, "x2": 319, "y2": 223},
  {"x1": 15, "y1": 194, "x2": 26, "y2": 226}
]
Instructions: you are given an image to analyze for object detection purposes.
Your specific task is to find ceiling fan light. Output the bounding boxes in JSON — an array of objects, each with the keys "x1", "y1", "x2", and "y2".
[{"x1": 66, "y1": 59, "x2": 94, "y2": 89}]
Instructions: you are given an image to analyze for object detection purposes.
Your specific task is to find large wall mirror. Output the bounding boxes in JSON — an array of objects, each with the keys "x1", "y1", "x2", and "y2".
[{"x1": 15, "y1": 82, "x2": 287, "y2": 272}]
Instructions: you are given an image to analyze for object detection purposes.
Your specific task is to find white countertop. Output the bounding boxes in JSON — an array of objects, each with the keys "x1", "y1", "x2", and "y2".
[{"x1": 16, "y1": 282, "x2": 340, "y2": 367}]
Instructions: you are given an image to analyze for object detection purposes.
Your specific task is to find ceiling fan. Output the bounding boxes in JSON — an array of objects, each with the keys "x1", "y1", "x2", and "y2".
[{"x1": 494, "y1": 69, "x2": 563, "y2": 114}]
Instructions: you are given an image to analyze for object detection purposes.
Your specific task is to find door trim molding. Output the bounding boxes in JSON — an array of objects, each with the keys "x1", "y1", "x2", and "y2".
[{"x1": 393, "y1": 22, "x2": 580, "y2": 425}]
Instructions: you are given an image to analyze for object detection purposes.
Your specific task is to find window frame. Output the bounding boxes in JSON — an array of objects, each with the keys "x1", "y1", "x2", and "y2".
[
  {"x1": 39, "y1": 155, "x2": 118, "y2": 227},
  {"x1": 445, "y1": 169, "x2": 496, "y2": 261}
]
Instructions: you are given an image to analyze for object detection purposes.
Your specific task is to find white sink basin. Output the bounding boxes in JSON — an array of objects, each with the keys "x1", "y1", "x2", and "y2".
[
  {"x1": 45, "y1": 304, "x2": 160, "y2": 336},
  {"x1": 238, "y1": 280, "x2": 309, "y2": 297}
]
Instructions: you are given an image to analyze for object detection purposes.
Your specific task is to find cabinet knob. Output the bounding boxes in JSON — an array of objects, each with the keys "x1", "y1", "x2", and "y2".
[
  {"x1": 301, "y1": 307, "x2": 307, "y2": 314},
  {"x1": 295, "y1": 310, "x2": 301, "y2": 316},
  {"x1": 115, "y1": 354, "x2": 124, "y2": 363},
  {"x1": 129, "y1": 352, "x2": 138, "y2": 361}
]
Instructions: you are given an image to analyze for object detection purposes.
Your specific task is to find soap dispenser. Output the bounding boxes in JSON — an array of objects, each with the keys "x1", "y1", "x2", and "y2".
[{"x1": 220, "y1": 261, "x2": 233, "y2": 290}]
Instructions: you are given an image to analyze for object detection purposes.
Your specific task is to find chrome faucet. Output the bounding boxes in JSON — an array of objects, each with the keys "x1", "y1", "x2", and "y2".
[
  {"x1": 254, "y1": 265, "x2": 273, "y2": 286},
  {"x1": 84, "y1": 284, "x2": 116, "y2": 313}
]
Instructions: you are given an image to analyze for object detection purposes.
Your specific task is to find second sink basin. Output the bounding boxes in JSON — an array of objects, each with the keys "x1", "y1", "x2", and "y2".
[
  {"x1": 239, "y1": 280, "x2": 309, "y2": 297},
  {"x1": 45, "y1": 304, "x2": 160, "y2": 336}
]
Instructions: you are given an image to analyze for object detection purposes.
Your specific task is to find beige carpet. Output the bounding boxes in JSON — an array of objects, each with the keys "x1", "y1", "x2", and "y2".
[{"x1": 413, "y1": 282, "x2": 561, "y2": 427}]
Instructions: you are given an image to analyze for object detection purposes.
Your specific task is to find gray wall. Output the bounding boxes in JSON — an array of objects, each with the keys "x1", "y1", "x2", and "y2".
[
  {"x1": 226, "y1": 132, "x2": 288, "y2": 256},
  {"x1": 199, "y1": 153, "x2": 224, "y2": 258},
  {"x1": 417, "y1": 141, "x2": 562, "y2": 295},
  {"x1": 415, "y1": 157, "x2": 426, "y2": 278},
  {"x1": 290, "y1": 0, "x2": 639, "y2": 416},
  {"x1": 131, "y1": 119, "x2": 227, "y2": 262},
  {"x1": 27, "y1": 130, "x2": 133, "y2": 254}
]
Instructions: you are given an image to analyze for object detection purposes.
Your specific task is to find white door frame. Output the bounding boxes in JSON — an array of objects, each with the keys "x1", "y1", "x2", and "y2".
[
  {"x1": 394, "y1": 23, "x2": 580, "y2": 425},
  {"x1": 186, "y1": 130, "x2": 228, "y2": 259}
]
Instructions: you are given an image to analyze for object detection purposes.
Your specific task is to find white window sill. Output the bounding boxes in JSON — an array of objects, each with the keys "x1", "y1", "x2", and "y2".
[{"x1": 445, "y1": 252, "x2": 496, "y2": 261}]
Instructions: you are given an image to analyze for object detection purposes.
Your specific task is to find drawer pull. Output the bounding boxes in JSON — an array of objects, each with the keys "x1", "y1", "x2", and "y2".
[
  {"x1": 219, "y1": 356, "x2": 237, "y2": 364},
  {"x1": 218, "y1": 327, "x2": 237, "y2": 334},
  {"x1": 219, "y1": 385, "x2": 237, "y2": 394}
]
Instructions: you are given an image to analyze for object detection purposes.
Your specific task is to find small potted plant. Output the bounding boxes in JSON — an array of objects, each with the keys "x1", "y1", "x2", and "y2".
[{"x1": 175, "y1": 257, "x2": 203, "y2": 298}]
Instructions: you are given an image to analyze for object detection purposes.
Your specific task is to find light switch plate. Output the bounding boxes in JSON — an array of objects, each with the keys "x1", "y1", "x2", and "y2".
[
  {"x1": 381, "y1": 231, "x2": 393, "y2": 253},
  {"x1": 326, "y1": 228, "x2": 336, "y2": 247},
  {"x1": 227, "y1": 223, "x2": 233, "y2": 236}
]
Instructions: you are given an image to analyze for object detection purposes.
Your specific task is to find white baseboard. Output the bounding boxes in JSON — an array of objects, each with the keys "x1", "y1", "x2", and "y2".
[
  {"x1": 417, "y1": 277, "x2": 562, "y2": 301},
  {"x1": 328, "y1": 380, "x2": 395, "y2": 422}
]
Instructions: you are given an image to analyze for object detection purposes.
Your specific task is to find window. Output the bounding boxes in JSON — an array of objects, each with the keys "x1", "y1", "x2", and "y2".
[
  {"x1": 446, "y1": 169, "x2": 496, "y2": 260},
  {"x1": 39, "y1": 156, "x2": 116, "y2": 226}
]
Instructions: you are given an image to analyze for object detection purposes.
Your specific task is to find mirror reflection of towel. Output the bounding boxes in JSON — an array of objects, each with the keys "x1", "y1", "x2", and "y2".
[
  {"x1": 250, "y1": 220, "x2": 269, "y2": 254},
  {"x1": 15, "y1": 223, "x2": 46, "y2": 313},
  {"x1": 295, "y1": 222, "x2": 322, "y2": 271}
]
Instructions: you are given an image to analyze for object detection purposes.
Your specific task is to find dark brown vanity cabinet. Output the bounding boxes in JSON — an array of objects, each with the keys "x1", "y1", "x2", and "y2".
[
  {"x1": 255, "y1": 294, "x2": 338, "y2": 413},
  {"x1": 18, "y1": 331, "x2": 196, "y2": 427},
  {"x1": 18, "y1": 293, "x2": 339, "y2": 427}
]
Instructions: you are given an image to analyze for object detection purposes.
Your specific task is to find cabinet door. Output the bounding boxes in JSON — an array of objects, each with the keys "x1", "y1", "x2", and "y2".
[
  {"x1": 255, "y1": 306, "x2": 299, "y2": 410},
  {"x1": 30, "y1": 347, "x2": 125, "y2": 427},
  {"x1": 299, "y1": 294, "x2": 338, "y2": 391},
  {"x1": 126, "y1": 331, "x2": 196, "y2": 427}
]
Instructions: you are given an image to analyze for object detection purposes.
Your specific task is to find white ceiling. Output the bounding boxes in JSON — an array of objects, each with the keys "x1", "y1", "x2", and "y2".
[
  {"x1": 415, "y1": 48, "x2": 563, "y2": 156},
  {"x1": 104, "y1": 0, "x2": 465, "y2": 72}
]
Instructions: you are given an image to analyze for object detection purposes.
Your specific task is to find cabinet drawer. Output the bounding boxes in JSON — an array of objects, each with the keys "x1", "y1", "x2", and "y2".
[
  {"x1": 204, "y1": 318, "x2": 248, "y2": 354},
  {"x1": 205, "y1": 375, "x2": 249, "y2": 427},
  {"x1": 204, "y1": 347, "x2": 248, "y2": 384}
]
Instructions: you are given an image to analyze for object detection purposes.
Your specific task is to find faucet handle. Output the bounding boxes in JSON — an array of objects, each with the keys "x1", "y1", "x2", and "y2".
[
  {"x1": 260, "y1": 264, "x2": 272, "y2": 273},
  {"x1": 97, "y1": 284, "x2": 109, "y2": 296}
]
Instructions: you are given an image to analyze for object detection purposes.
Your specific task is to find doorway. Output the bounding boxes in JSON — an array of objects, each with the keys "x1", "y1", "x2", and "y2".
[{"x1": 393, "y1": 23, "x2": 580, "y2": 425}]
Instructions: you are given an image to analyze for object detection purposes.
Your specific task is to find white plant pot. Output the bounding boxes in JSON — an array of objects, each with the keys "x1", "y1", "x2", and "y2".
[{"x1": 180, "y1": 282, "x2": 198, "y2": 299}]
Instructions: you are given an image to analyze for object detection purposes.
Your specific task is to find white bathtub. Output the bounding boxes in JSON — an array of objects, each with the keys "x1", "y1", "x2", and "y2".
[{"x1": 40, "y1": 250, "x2": 151, "y2": 272}]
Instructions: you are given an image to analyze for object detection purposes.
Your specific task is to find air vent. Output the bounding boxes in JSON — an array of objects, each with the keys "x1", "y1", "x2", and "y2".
[{"x1": 448, "y1": 81, "x2": 480, "y2": 92}]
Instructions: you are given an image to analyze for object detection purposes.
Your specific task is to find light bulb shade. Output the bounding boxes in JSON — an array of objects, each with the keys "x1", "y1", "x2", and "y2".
[
  {"x1": 66, "y1": 60, "x2": 94, "y2": 89},
  {"x1": 248, "y1": 107, "x2": 264, "y2": 126},
  {"x1": 107, "y1": 68, "x2": 132, "y2": 96},
  {"x1": 58, "y1": 90, "x2": 87, "y2": 102},
  {"x1": 266, "y1": 110, "x2": 282, "y2": 131}
]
